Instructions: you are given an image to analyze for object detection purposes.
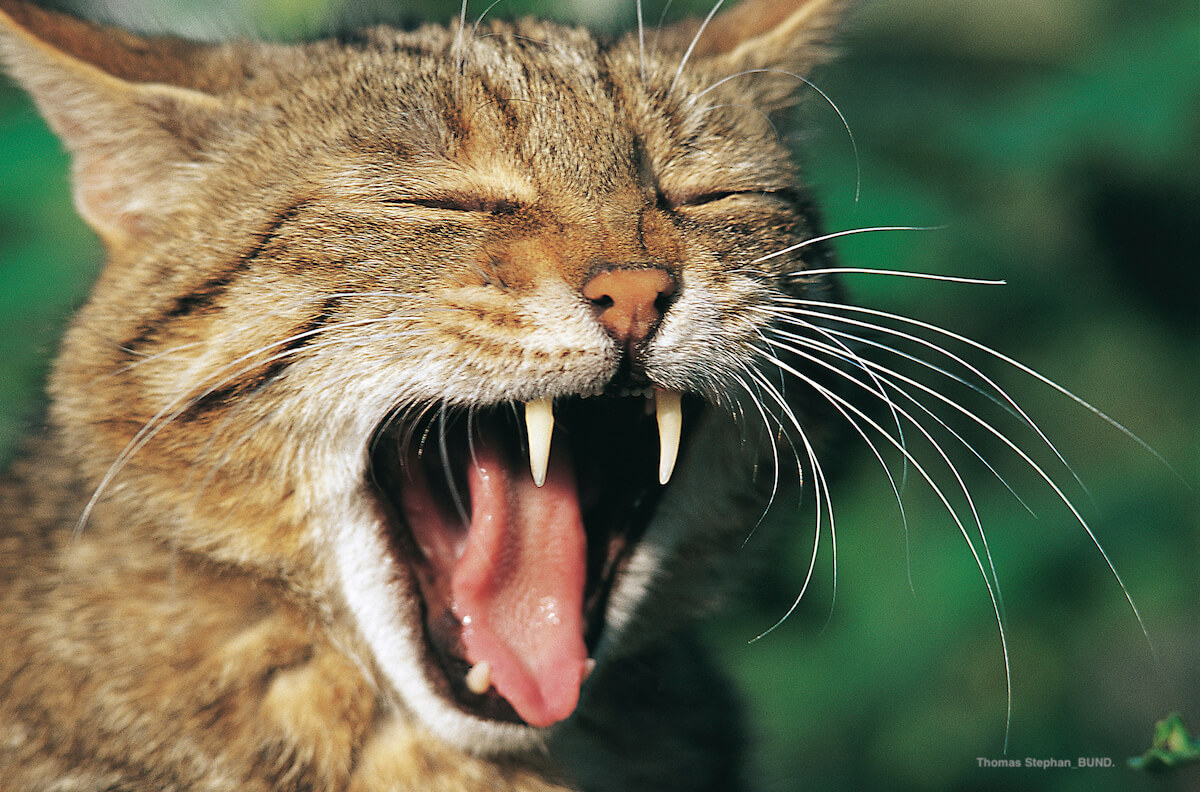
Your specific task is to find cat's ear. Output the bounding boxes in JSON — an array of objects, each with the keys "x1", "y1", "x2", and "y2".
[
  {"x1": 0, "y1": 1, "x2": 233, "y2": 247},
  {"x1": 661, "y1": 0, "x2": 847, "y2": 106}
]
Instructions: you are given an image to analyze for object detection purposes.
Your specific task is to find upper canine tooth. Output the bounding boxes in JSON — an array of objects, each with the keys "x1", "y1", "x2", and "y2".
[
  {"x1": 654, "y1": 389, "x2": 683, "y2": 485},
  {"x1": 524, "y1": 397, "x2": 554, "y2": 487}
]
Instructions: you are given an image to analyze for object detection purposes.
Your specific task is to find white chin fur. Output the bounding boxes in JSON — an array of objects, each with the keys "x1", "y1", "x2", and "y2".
[{"x1": 331, "y1": 500, "x2": 548, "y2": 755}]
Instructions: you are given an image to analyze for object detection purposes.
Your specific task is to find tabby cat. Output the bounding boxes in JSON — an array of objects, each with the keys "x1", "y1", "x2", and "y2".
[{"x1": 0, "y1": 0, "x2": 859, "y2": 789}]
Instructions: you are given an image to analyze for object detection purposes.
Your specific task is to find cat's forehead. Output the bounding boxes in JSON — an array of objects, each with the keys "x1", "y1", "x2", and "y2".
[{"x1": 295, "y1": 20, "x2": 790, "y2": 202}]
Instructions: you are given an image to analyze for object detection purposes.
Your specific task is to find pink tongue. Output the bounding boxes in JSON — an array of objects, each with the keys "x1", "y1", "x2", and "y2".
[{"x1": 451, "y1": 434, "x2": 589, "y2": 728}]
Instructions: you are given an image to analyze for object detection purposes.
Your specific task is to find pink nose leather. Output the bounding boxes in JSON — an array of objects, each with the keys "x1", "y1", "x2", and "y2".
[{"x1": 582, "y1": 268, "x2": 677, "y2": 347}]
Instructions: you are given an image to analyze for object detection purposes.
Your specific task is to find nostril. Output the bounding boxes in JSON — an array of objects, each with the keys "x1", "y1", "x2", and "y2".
[
  {"x1": 589, "y1": 294, "x2": 615, "y2": 310},
  {"x1": 582, "y1": 266, "x2": 677, "y2": 348}
]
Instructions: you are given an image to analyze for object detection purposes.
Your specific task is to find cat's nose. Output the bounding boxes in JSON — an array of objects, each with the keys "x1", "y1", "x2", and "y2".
[{"x1": 582, "y1": 267, "x2": 677, "y2": 348}]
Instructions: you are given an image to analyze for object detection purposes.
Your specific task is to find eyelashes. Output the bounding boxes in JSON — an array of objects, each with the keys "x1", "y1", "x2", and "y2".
[
  {"x1": 661, "y1": 188, "x2": 799, "y2": 211},
  {"x1": 382, "y1": 189, "x2": 795, "y2": 216},
  {"x1": 381, "y1": 196, "x2": 520, "y2": 215}
]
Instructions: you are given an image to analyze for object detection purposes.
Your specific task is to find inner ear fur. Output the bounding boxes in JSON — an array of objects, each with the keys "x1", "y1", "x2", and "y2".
[{"x1": 0, "y1": 0, "x2": 232, "y2": 247}]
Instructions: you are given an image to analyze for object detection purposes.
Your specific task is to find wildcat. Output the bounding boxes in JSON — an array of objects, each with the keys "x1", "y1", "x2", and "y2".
[{"x1": 0, "y1": 0, "x2": 862, "y2": 789}]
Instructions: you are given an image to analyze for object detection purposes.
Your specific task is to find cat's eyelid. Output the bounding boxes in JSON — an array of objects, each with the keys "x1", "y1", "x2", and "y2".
[
  {"x1": 380, "y1": 195, "x2": 521, "y2": 214},
  {"x1": 666, "y1": 188, "x2": 795, "y2": 210}
]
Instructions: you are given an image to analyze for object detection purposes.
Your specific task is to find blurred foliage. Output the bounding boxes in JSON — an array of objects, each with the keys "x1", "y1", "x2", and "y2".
[
  {"x1": 1129, "y1": 713, "x2": 1200, "y2": 772},
  {"x1": 0, "y1": 1, "x2": 1196, "y2": 790}
]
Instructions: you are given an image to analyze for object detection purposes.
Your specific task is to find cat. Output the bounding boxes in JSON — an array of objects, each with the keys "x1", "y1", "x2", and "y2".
[{"x1": 0, "y1": 0, "x2": 859, "y2": 789}]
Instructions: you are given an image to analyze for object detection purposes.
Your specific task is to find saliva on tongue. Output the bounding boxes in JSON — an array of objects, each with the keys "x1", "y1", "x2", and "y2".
[{"x1": 450, "y1": 431, "x2": 589, "y2": 728}]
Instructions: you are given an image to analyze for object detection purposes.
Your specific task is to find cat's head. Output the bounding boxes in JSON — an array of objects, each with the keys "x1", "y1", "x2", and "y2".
[{"x1": 0, "y1": 0, "x2": 845, "y2": 752}]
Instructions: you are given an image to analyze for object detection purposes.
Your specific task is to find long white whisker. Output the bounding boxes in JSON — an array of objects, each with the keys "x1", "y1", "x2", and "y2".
[
  {"x1": 756, "y1": 318, "x2": 919, "y2": 583},
  {"x1": 688, "y1": 68, "x2": 862, "y2": 203},
  {"x1": 454, "y1": 0, "x2": 469, "y2": 97},
  {"x1": 812, "y1": 323, "x2": 1031, "y2": 432},
  {"x1": 755, "y1": 346, "x2": 1013, "y2": 747},
  {"x1": 668, "y1": 0, "x2": 725, "y2": 96},
  {"x1": 794, "y1": 268, "x2": 1006, "y2": 286},
  {"x1": 692, "y1": 103, "x2": 781, "y2": 143},
  {"x1": 765, "y1": 328, "x2": 1022, "y2": 615},
  {"x1": 74, "y1": 316, "x2": 420, "y2": 535},
  {"x1": 742, "y1": 367, "x2": 834, "y2": 642},
  {"x1": 650, "y1": 0, "x2": 677, "y2": 60},
  {"x1": 771, "y1": 300, "x2": 1079, "y2": 481},
  {"x1": 765, "y1": 321, "x2": 1156, "y2": 665},
  {"x1": 729, "y1": 370, "x2": 787, "y2": 534},
  {"x1": 751, "y1": 226, "x2": 943, "y2": 267},
  {"x1": 104, "y1": 291, "x2": 426, "y2": 380},
  {"x1": 471, "y1": 0, "x2": 506, "y2": 39},
  {"x1": 764, "y1": 326, "x2": 1013, "y2": 587},
  {"x1": 777, "y1": 307, "x2": 913, "y2": 492},
  {"x1": 761, "y1": 316, "x2": 1036, "y2": 516},
  {"x1": 786, "y1": 297, "x2": 1178, "y2": 479}
]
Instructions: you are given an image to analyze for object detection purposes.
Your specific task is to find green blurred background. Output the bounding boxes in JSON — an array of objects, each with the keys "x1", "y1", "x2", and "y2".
[{"x1": 1, "y1": 1, "x2": 1196, "y2": 789}]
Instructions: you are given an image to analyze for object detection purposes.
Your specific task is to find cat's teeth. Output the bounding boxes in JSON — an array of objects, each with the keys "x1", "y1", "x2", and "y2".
[
  {"x1": 654, "y1": 389, "x2": 683, "y2": 485},
  {"x1": 465, "y1": 661, "x2": 492, "y2": 695},
  {"x1": 584, "y1": 658, "x2": 597, "y2": 679},
  {"x1": 524, "y1": 397, "x2": 555, "y2": 487}
]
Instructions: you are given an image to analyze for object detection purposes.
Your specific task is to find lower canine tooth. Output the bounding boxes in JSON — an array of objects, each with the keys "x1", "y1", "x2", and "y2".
[
  {"x1": 524, "y1": 397, "x2": 554, "y2": 487},
  {"x1": 655, "y1": 389, "x2": 683, "y2": 485},
  {"x1": 466, "y1": 661, "x2": 492, "y2": 695}
]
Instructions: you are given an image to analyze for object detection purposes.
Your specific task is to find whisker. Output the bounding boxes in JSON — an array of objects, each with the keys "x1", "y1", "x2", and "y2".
[
  {"x1": 454, "y1": 0, "x2": 469, "y2": 97},
  {"x1": 74, "y1": 316, "x2": 423, "y2": 535},
  {"x1": 692, "y1": 102, "x2": 782, "y2": 143},
  {"x1": 769, "y1": 308, "x2": 914, "y2": 495},
  {"x1": 728, "y1": 370, "x2": 786, "y2": 534},
  {"x1": 103, "y1": 291, "x2": 427, "y2": 380},
  {"x1": 760, "y1": 313, "x2": 1037, "y2": 515},
  {"x1": 742, "y1": 367, "x2": 836, "y2": 642},
  {"x1": 650, "y1": 0, "x2": 677, "y2": 63},
  {"x1": 813, "y1": 322, "x2": 1030, "y2": 430},
  {"x1": 794, "y1": 268, "x2": 1005, "y2": 287},
  {"x1": 688, "y1": 68, "x2": 862, "y2": 203},
  {"x1": 751, "y1": 225, "x2": 943, "y2": 267},
  {"x1": 770, "y1": 299, "x2": 1078, "y2": 482},
  {"x1": 776, "y1": 319, "x2": 1158, "y2": 666},
  {"x1": 753, "y1": 345, "x2": 1014, "y2": 746},
  {"x1": 791, "y1": 327, "x2": 1033, "y2": 510},
  {"x1": 792, "y1": 297, "x2": 1177, "y2": 478},
  {"x1": 471, "y1": 0, "x2": 505, "y2": 38},
  {"x1": 764, "y1": 328, "x2": 1021, "y2": 618},
  {"x1": 668, "y1": 0, "x2": 725, "y2": 96},
  {"x1": 438, "y1": 401, "x2": 470, "y2": 527},
  {"x1": 754, "y1": 320, "x2": 915, "y2": 559}
]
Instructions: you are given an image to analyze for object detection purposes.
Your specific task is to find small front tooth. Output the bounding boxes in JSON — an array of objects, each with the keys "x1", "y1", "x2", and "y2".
[
  {"x1": 465, "y1": 661, "x2": 492, "y2": 695},
  {"x1": 655, "y1": 389, "x2": 683, "y2": 485},
  {"x1": 524, "y1": 397, "x2": 554, "y2": 487}
]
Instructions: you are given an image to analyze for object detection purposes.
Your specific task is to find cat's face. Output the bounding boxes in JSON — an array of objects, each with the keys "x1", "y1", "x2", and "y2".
[{"x1": 0, "y1": 0, "x2": 844, "y2": 751}]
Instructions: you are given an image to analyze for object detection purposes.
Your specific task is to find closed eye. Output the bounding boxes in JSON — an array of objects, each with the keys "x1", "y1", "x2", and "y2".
[
  {"x1": 677, "y1": 190, "x2": 739, "y2": 207},
  {"x1": 381, "y1": 196, "x2": 520, "y2": 215},
  {"x1": 665, "y1": 188, "x2": 798, "y2": 210}
]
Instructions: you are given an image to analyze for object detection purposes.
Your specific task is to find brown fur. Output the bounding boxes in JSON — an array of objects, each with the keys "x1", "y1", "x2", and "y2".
[{"x1": 0, "y1": 1, "x2": 846, "y2": 789}]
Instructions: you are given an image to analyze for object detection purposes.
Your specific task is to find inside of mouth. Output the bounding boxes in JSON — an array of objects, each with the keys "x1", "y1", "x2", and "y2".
[{"x1": 369, "y1": 396, "x2": 666, "y2": 726}]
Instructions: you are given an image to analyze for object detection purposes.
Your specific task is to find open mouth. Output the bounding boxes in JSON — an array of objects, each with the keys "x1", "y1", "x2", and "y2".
[{"x1": 369, "y1": 389, "x2": 688, "y2": 728}]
